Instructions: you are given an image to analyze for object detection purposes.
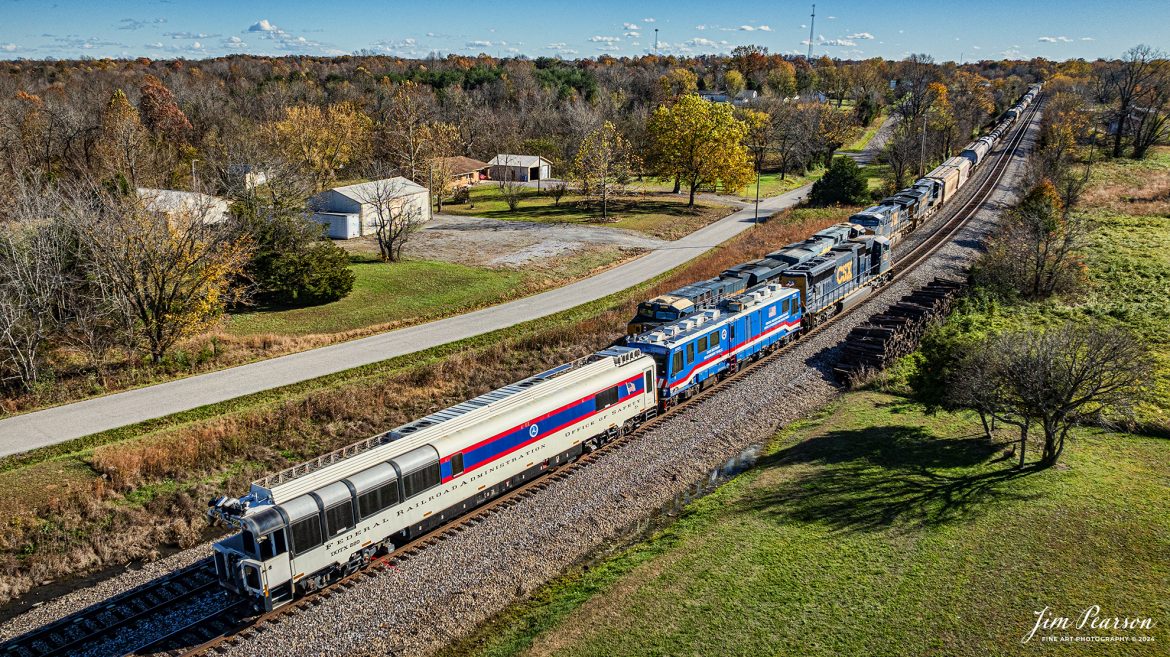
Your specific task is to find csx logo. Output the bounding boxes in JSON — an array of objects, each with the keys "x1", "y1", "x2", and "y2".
[{"x1": 835, "y1": 262, "x2": 853, "y2": 284}]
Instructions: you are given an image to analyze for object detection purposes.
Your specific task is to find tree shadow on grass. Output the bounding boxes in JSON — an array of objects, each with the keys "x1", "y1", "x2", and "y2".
[{"x1": 739, "y1": 425, "x2": 1042, "y2": 533}]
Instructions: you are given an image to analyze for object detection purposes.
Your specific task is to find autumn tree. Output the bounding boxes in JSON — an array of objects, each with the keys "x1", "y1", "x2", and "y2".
[
  {"x1": 766, "y1": 60, "x2": 797, "y2": 98},
  {"x1": 657, "y1": 68, "x2": 698, "y2": 101},
  {"x1": 724, "y1": 70, "x2": 747, "y2": 98},
  {"x1": 646, "y1": 94, "x2": 754, "y2": 206},
  {"x1": 419, "y1": 121, "x2": 461, "y2": 211},
  {"x1": 78, "y1": 191, "x2": 253, "y2": 363},
  {"x1": 573, "y1": 121, "x2": 637, "y2": 221},
  {"x1": 378, "y1": 81, "x2": 436, "y2": 181},
  {"x1": 138, "y1": 75, "x2": 192, "y2": 144},
  {"x1": 95, "y1": 89, "x2": 152, "y2": 186},
  {"x1": 272, "y1": 103, "x2": 372, "y2": 188},
  {"x1": 972, "y1": 180, "x2": 1090, "y2": 300}
]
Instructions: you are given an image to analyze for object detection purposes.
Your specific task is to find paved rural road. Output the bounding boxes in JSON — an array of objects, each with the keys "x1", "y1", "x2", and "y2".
[
  {"x1": 0, "y1": 120, "x2": 900, "y2": 457},
  {"x1": 0, "y1": 184, "x2": 817, "y2": 457}
]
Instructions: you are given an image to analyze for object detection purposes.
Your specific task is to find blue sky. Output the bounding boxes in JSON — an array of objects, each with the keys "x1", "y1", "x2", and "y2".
[{"x1": 1, "y1": 0, "x2": 1167, "y2": 62}]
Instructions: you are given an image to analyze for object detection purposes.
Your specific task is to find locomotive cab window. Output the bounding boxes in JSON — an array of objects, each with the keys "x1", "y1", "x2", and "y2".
[
  {"x1": 450, "y1": 452, "x2": 464, "y2": 477},
  {"x1": 697, "y1": 335, "x2": 708, "y2": 352},
  {"x1": 325, "y1": 500, "x2": 354, "y2": 536},
  {"x1": 672, "y1": 351, "x2": 683, "y2": 375},
  {"x1": 259, "y1": 529, "x2": 287, "y2": 561},
  {"x1": 644, "y1": 370, "x2": 652, "y2": 392},
  {"x1": 594, "y1": 385, "x2": 619, "y2": 410},
  {"x1": 403, "y1": 462, "x2": 441, "y2": 499},
  {"x1": 686, "y1": 342, "x2": 695, "y2": 363},
  {"x1": 290, "y1": 516, "x2": 323, "y2": 556}
]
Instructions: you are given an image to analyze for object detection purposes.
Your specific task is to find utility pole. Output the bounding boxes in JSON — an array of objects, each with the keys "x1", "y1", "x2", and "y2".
[
  {"x1": 807, "y1": 4, "x2": 816, "y2": 61},
  {"x1": 654, "y1": 28, "x2": 659, "y2": 55}
]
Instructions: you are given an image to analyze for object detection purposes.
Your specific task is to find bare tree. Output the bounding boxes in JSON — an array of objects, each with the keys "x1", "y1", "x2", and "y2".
[
  {"x1": 0, "y1": 212, "x2": 70, "y2": 389},
  {"x1": 354, "y1": 177, "x2": 428, "y2": 262},
  {"x1": 882, "y1": 122, "x2": 922, "y2": 189},
  {"x1": 1103, "y1": 45, "x2": 1166, "y2": 157},
  {"x1": 948, "y1": 324, "x2": 1152, "y2": 467},
  {"x1": 496, "y1": 156, "x2": 526, "y2": 212}
]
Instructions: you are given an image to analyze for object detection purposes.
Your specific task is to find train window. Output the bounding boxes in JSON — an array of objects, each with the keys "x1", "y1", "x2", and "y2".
[
  {"x1": 450, "y1": 452, "x2": 464, "y2": 477},
  {"x1": 243, "y1": 564, "x2": 261, "y2": 591},
  {"x1": 730, "y1": 324, "x2": 736, "y2": 341},
  {"x1": 358, "y1": 481, "x2": 400, "y2": 520},
  {"x1": 672, "y1": 351, "x2": 683, "y2": 374},
  {"x1": 644, "y1": 370, "x2": 652, "y2": 392},
  {"x1": 403, "y1": 462, "x2": 441, "y2": 499},
  {"x1": 595, "y1": 385, "x2": 619, "y2": 410},
  {"x1": 290, "y1": 516, "x2": 323, "y2": 556},
  {"x1": 325, "y1": 500, "x2": 354, "y2": 536},
  {"x1": 259, "y1": 529, "x2": 288, "y2": 561},
  {"x1": 686, "y1": 342, "x2": 695, "y2": 363},
  {"x1": 697, "y1": 335, "x2": 708, "y2": 351},
  {"x1": 241, "y1": 530, "x2": 258, "y2": 559}
]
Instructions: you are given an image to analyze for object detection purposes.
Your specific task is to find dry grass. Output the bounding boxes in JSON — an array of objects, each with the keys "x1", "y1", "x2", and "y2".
[{"x1": 0, "y1": 205, "x2": 857, "y2": 606}]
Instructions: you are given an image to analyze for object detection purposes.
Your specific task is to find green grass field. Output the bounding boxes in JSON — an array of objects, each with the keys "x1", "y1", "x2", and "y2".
[
  {"x1": 447, "y1": 392, "x2": 1170, "y2": 657},
  {"x1": 441, "y1": 186, "x2": 732, "y2": 240},
  {"x1": 895, "y1": 146, "x2": 1170, "y2": 430},
  {"x1": 226, "y1": 260, "x2": 527, "y2": 337}
]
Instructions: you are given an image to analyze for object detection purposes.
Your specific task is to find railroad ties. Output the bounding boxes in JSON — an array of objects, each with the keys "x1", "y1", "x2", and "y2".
[{"x1": 833, "y1": 278, "x2": 967, "y2": 384}]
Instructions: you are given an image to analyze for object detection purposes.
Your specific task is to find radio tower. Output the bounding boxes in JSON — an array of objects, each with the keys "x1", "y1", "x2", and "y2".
[{"x1": 807, "y1": 4, "x2": 816, "y2": 60}]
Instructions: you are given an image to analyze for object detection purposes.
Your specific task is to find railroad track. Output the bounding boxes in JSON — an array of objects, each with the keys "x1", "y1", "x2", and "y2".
[
  {"x1": 0, "y1": 560, "x2": 217, "y2": 657},
  {"x1": 6, "y1": 97, "x2": 1043, "y2": 657}
]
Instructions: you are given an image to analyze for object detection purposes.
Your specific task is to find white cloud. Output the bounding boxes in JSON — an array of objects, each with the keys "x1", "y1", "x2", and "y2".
[
  {"x1": 623, "y1": 22, "x2": 639, "y2": 30},
  {"x1": 827, "y1": 15, "x2": 837, "y2": 20},
  {"x1": 1081, "y1": 36, "x2": 1095, "y2": 41},
  {"x1": 690, "y1": 37, "x2": 720, "y2": 47},
  {"x1": 625, "y1": 31, "x2": 640, "y2": 37},
  {"x1": 466, "y1": 40, "x2": 495, "y2": 48},
  {"x1": 972, "y1": 45, "x2": 982, "y2": 50},
  {"x1": 226, "y1": 35, "x2": 243, "y2": 44},
  {"x1": 1, "y1": 43, "x2": 18, "y2": 52},
  {"x1": 821, "y1": 37, "x2": 857, "y2": 47},
  {"x1": 192, "y1": 41, "x2": 203, "y2": 49},
  {"x1": 1058, "y1": 36, "x2": 1073, "y2": 42},
  {"x1": 695, "y1": 24, "x2": 707, "y2": 30},
  {"x1": 249, "y1": 19, "x2": 279, "y2": 32},
  {"x1": 758, "y1": 25, "x2": 772, "y2": 32},
  {"x1": 643, "y1": 17, "x2": 655, "y2": 23},
  {"x1": 1037, "y1": 35, "x2": 1072, "y2": 43},
  {"x1": 589, "y1": 35, "x2": 621, "y2": 43},
  {"x1": 846, "y1": 32, "x2": 874, "y2": 40},
  {"x1": 738, "y1": 25, "x2": 756, "y2": 31}
]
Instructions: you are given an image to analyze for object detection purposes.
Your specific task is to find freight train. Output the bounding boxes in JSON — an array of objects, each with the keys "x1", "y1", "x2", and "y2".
[
  {"x1": 208, "y1": 83, "x2": 1040, "y2": 612},
  {"x1": 626, "y1": 81, "x2": 1042, "y2": 335}
]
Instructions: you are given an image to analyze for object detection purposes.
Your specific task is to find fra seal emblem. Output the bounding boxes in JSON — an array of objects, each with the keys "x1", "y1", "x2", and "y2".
[{"x1": 529, "y1": 424, "x2": 539, "y2": 438}]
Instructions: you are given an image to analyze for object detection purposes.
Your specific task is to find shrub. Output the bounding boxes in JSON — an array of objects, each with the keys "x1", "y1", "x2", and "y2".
[{"x1": 809, "y1": 156, "x2": 870, "y2": 206}]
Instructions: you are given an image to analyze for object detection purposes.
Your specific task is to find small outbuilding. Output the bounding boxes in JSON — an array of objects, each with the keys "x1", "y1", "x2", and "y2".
[
  {"x1": 308, "y1": 177, "x2": 431, "y2": 240},
  {"x1": 437, "y1": 156, "x2": 490, "y2": 187},
  {"x1": 137, "y1": 188, "x2": 231, "y2": 225},
  {"x1": 488, "y1": 154, "x2": 552, "y2": 183}
]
